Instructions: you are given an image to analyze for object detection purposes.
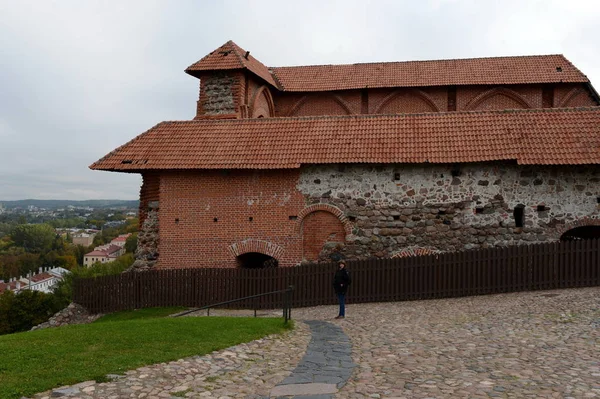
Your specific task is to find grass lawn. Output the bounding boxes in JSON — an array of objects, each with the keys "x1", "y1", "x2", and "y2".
[
  {"x1": 0, "y1": 315, "x2": 291, "y2": 399},
  {"x1": 94, "y1": 306, "x2": 186, "y2": 322}
]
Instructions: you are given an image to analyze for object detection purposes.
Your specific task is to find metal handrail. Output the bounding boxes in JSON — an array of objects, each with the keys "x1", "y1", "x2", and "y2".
[{"x1": 173, "y1": 285, "x2": 295, "y2": 323}]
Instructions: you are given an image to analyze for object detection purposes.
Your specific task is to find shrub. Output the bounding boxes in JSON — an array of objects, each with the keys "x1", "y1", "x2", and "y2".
[{"x1": 0, "y1": 290, "x2": 65, "y2": 335}]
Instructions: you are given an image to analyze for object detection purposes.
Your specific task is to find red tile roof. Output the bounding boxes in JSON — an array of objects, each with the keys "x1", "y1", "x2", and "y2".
[
  {"x1": 90, "y1": 107, "x2": 600, "y2": 170},
  {"x1": 270, "y1": 54, "x2": 589, "y2": 91},
  {"x1": 186, "y1": 41, "x2": 278, "y2": 88},
  {"x1": 30, "y1": 272, "x2": 54, "y2": 283},
  {"x1": 85, "y1": 245, "x2": 122, "y2": 257},
  {"x1": 0, "y1": 280, "x2": 27, "y2": 292},
  {"x1": 186, "y1": 42, "x2": 589, "y2": 92}
]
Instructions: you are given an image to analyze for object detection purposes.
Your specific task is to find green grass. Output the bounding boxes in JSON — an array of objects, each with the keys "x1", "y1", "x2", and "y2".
[
  {"x1": 94, "y1": 306, "x2": 186, "y2": 323},
  {"x1": 0, "y1": 316, "x2": 290, "y2": 399}
]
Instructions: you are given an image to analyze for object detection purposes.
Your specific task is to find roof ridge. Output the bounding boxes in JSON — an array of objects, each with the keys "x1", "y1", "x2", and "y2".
[
  {"x1": 227, "y1": 40, "x2": 249, "y2": 68},
  {"x1": 269, "y1": 53, "x2": 569, "y2": 70}
]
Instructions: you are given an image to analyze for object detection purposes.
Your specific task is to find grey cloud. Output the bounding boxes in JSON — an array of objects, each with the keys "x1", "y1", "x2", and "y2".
[{"x1": 1, "y1": 0, "x2": 599, "y2": 200}]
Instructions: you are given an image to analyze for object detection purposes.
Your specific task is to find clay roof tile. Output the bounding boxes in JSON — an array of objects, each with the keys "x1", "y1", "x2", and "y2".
[{"x1": 91, "y1": 108, "x2": 600, "y2": 170}]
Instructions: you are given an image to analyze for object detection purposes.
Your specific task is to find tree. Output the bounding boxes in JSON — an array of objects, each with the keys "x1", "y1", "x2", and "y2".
[
  {"x1": 10, "y1": 224, "x2": 56, "y2": 253},
  {"x1": 125, "y1": 233, "x2": 138, "y2": 253},
  {"x1": 17, "y1": 253, "x2": 40, "y2": 276}
]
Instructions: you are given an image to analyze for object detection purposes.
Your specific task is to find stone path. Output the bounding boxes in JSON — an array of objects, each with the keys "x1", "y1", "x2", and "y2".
[
  {"x1": 271, "y1": 320, "x2": 356, "y2": 398},
  {"x1": 33, "y1": 286, "x2": 600, "y2": 398}
]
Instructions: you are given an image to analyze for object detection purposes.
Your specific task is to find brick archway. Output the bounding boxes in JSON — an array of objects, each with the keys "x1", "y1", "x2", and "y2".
[
  {"x1": 557, "y1": 87, "x2": 588, "y2": 107},
  {"x1": 228, "y1": 239, "x2": 285, "y2": 260},
  {"x1": 553, "y1": 217, "x2": 600, "y2": 239},
  {"x1": 374, "y1": 89, "x2": 440, "y2": 114},
  {"x1": 296, "y1": 204, "x2": 353, "y2": 235},
  {"x1": 250, "y1": 85, "x2": 275, "y2": 118},
  {"x1": 297, "y1": 204, "x2": 353, "y2": 262},
  {"x1": 288, "y1": 94, "x2": 353, "y2": 116},
  {"x1": 465, "y1": 87, "x2": 532, "y2": 110}
]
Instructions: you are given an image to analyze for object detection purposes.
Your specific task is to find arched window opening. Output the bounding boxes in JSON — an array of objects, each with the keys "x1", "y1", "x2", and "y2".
[
  {"x1": 237, "y1": 252, "x2": 279, "y2": 269},
  {"x1": 560, "y1": 226, "x2": 600, "y2": 241}
]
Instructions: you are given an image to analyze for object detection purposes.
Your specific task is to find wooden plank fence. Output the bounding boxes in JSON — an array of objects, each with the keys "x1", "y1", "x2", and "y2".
[{"x1": 73, "y1": 239, "x2": 600, "y2": 314}]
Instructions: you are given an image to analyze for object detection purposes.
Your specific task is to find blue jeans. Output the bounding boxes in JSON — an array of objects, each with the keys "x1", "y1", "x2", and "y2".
[{"x1": 337, "y1": 292, "x2": 346, "y2": 316}]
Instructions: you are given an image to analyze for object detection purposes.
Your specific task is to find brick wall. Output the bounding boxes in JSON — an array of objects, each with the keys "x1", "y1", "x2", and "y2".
[
  {"x1": 157, "y1": 169, "x2": 307, "y2": 268},
  {"x1": 272, "y1": 83, "x2": 596, "y2": 118}
]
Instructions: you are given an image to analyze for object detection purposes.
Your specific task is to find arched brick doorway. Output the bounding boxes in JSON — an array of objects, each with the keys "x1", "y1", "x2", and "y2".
[
  {"x1": 236, "y1": 252, "x2": 279, "y2": 268},
  {"x1": 302, "y1": 211, "x2": 346, "y2": 261},
  {"x1": 560, "y1": 226, "x2": 600, "y2": 241}
]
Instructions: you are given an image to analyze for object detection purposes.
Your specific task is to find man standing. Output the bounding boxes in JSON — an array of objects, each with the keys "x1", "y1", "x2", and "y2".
[{"x1": 333, "y1": 260, "x2": 351, "y2": 319}]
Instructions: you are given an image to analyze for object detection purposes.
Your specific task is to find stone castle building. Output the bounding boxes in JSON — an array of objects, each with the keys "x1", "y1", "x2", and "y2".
[{"x1": 91, "y1": 41, "x2": 600, "y2": 269}]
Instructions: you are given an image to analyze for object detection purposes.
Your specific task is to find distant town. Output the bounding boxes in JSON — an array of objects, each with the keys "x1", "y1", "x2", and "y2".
[
  {"x1": 0, "y1": 199, "x2": 138, "y2": 226},
  {"x1": 0, "y1": 199, "x2": 139, "y2": 295}
]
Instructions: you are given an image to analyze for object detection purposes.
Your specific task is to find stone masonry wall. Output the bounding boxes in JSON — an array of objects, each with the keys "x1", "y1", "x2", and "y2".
[
  {"x1": 297, "y1": 163, "x2": 600, "y2": 259},
  {"x1": 198, "y1": 72, "x2": 237, "y2": 115},
  {"x1": 130, "y1": 207, "x2": 159, "y2": 270}
]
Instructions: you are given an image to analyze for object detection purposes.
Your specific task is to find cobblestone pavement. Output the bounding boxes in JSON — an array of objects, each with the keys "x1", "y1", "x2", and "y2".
[
  {"x1": 293, "y1": 287, "x2": 600, "y2": 399},
  {"x1": 33, "y1": 287, "x2": 599, "y2": 398}
]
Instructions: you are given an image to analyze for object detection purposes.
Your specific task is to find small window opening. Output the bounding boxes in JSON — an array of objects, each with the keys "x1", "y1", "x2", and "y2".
[
  {"x1": 175, "y1": 218, "x2": 179, "y2": 223},
  {"x1": 475, "y1": 207, "x2": 484, "y2": 214},
  {"x1": 249, "y1": 217, "x2": 253, "y2": 222},
  {"x1": 536, "y1": 205, "x2": 547, "y2": 212},
  {"x1": 597, "y1": 197, "x2": 600, "y2": 204},
  {"x1": 556, "y1": 66, "x2": 562, "y2": 72},
  {"x1": 513, "y1": 204, "x2": 525, "y2": 227},
  {"x1": 289, "y1": 215, "x2": 298, "y2": 220},
  {"x1": 394, "y1": 173, "x2": 400, "y2": 181},
  {"x1": 438, "y1": 210, "x2": 446, "y2": 215},
  {"x1": 348, "y1": 215, "x2": 357, "y2": 222},
  {"x1": 213, "y1": 218, "x2": 218, "y2": 222},
  {"x1": 451, "y1": 164, "x2": 461, "y2": 177},
  {"x1": 393, "y1": 215, "x2": 400, "y2": 221}
]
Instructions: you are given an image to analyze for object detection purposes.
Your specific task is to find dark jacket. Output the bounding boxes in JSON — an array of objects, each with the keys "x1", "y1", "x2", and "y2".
[{"x1": 333, "y1": 268, "x2": 351, "y2": 295}]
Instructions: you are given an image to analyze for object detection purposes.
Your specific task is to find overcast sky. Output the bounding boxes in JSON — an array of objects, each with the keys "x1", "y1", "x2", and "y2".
[{"x1": 1, "y1": 0, "x2": 599, "y2": 200}]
